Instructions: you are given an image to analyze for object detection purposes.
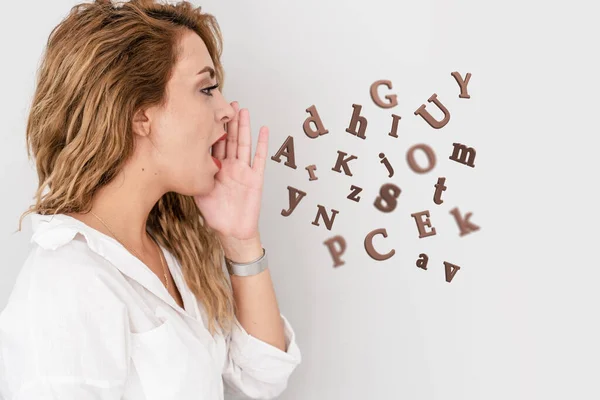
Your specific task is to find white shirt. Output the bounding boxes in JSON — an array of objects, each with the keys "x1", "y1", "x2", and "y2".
[{"x1": 0, "y1": 212, "x2": 302, "y2": 400}]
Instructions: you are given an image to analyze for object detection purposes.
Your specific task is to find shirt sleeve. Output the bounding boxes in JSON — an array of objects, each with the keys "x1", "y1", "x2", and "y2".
[
  {"x1": 0, "y1": 253, "x2": 131, "y2": 399},
  {"x1": 221, "y1": 312, "x2": 302, "y2": 400}
]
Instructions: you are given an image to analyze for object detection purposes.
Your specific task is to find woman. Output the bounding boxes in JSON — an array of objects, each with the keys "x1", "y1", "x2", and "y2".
[{"x1": 0, "y1": 0, "x2": 301, "y2": 399}]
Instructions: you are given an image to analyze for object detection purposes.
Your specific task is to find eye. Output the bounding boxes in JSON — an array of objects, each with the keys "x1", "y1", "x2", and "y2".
[{"x1": 201, "y1": 82, "x2": 220, "y2": 97}]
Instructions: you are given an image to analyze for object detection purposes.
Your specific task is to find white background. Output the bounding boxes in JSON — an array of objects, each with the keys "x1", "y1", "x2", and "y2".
[{"x1": 1, "y1": 1, "x2": 598, "y2": 399}]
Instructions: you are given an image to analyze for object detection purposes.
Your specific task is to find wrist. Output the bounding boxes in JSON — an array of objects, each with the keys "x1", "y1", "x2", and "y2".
[
  {"x1": 220, "y1": 234, "x2": 263, "y2": 263},
  {"x1": 225, "y1": 247, "x2": 268, "y2": 277}
]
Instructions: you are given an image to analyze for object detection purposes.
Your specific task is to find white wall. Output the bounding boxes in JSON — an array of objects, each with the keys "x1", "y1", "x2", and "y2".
[{"x1": 1, "y1": 1, "x2": 598, "y2": 399}]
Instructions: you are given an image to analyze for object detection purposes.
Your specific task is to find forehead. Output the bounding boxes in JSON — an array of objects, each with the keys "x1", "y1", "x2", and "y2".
[{"x1": 173, "y1": 30, "x2": 214, "y2": 78}]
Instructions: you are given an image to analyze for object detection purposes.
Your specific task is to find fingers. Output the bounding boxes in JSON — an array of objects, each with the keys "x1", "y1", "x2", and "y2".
[
  {"x1": 237, "y1": 108, "x2": 252, "y2": 166},
  {"x1": 223, "y1": 103, "x2": 266, "y2": 173},
  {"x1": 226, "y1": 102, "x2": 240, "y2": 159},
  {"x1": 252, "y1": 125, "x2": 269, "y2": 176}
]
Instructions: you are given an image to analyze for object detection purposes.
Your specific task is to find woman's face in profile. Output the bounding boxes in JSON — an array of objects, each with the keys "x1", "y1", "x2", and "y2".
[{"x1": 144, "y1": 29, "x2": 235, "y2": 196}]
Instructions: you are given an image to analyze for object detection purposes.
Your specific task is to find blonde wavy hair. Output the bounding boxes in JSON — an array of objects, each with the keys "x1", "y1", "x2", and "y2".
[{"x1": 16, "y1": 0, "x2": 236, "y2": 337}]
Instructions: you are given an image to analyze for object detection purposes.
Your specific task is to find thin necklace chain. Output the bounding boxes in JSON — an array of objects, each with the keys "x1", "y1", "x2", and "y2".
[{"x1": 89, "y1": 211, "x2": 169, "y2": 290}]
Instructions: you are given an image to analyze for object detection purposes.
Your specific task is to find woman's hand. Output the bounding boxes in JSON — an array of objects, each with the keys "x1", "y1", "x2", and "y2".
[{"x1": 193, "y1": 102, "x2": 269, "y2": 242}]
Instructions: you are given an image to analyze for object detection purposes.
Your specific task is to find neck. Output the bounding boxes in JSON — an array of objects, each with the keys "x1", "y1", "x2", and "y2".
[{"x1": 67, "y1": 157, "x2": 167, "y2": 254}]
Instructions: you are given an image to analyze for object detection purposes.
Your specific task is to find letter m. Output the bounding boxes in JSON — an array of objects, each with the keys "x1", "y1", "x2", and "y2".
[{"x1": 449, "y1": 142, "x2": 476, "y2": 168}]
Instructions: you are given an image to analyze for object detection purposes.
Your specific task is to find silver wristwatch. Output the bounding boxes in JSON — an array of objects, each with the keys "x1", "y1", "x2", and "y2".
[{"x1": 225, "y1": 248, "x2": 268, "y2": 276}]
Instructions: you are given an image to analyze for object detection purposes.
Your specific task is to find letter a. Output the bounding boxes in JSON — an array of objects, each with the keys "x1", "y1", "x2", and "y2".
[{"x1": 271, "y1": 135, "x2": 297, "y2": 169}]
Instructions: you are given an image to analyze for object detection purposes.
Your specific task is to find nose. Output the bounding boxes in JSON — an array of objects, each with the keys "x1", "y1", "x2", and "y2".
[{"x1": 218, "y1": 100, "x2": 237, "y2": 130}]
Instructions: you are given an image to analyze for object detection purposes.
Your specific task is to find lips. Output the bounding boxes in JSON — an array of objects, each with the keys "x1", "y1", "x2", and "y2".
[
  {"x1": 209, "y1": 133, "x2": 227, "y2": 151},
  {"x1": 210, "y1": 133, "x2": 226, "y2": 170},
  {"x1": 211, "y1": 156, "x2": 221, "y2": 169}
]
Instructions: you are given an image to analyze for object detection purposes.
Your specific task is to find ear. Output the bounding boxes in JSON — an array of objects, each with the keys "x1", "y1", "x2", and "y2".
[{"x1": 132, "y1": 107, "x2": 152, "y2": 138}]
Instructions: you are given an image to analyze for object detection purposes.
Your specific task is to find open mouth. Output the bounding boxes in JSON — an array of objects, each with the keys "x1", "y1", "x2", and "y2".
[
  {"x1": 209, "y1": 133, "x2": 227, "y2": 169},
  {"x1": 209, "y1": 133, "x2": 227, "y2": 155}
]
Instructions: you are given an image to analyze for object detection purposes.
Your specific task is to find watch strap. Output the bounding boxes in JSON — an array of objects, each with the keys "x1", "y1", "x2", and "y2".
[{"x1": 225, "y1": 248, "x2": 268, "y2": 276}]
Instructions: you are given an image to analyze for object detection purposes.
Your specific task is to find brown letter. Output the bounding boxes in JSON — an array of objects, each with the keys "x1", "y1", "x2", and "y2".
[
  {"x1": 374, "y1": 183, "x2": 402, "y2": 213},
  {"x1": 388, "y1": 114, "x2": 402, "y2": 138},
  {"x1": 433, "y1": 177, "x2": 447, "y2": 205},
  {"x1": 449, "y1": 143, "x2": 476, "y2": 168},
  {"x1": 345, "y1": 104, "x2": 368, "y2": 139},
  {"x1": 364, "y1": 228, "x2": 396, "y2": 261},
  {"x1": 449, "y1": 207, "x2": 480, "y2": 236},
  {"x1": 410, "y1": 210, "x2": 437, "y2": 238},
  {"x1": 324, "y1": 235, "x2": 346, "y2": 268},
  {"x1": 311, "y1": 205, "x2": 339, "y2": 231},
  {"x1": 370, "y1": 80, "x2": 398, "y2": 109},
  {"x1": 379, "y1": 153, "x2": 394, "y2": 178},
  {"x1": 406, "y1": 143, "x2": 436, "y2": 174},
  {"x1": 416, "y1": 253, "x2": 429, "y2": 270},
  {"x1": 332, "y1": 150, "x2": 358, "y2": 176},
  {"x1": 451, "y1": 71, "x2": 472, "y2": 99},
  {"x1": 347, "y1": 185, "x2": 362, "y2": 202},
  {"x1": 303, "y1": 104, "x2": 330, "y2": 139},
  {"x1": 306, "y1": 164, "x2": 318, "y2": 181},
  {"x1": 281, "y1": 186, "x2": 307, "y2": 217},
  {"x1": 443, "y1": 261, "x2": 461, "y2": 283},
  {"x1": 271, "y1": 135, "x2": 297, "y2": 169},
  {"x1": 414, "y1": 93, "x2": 450, "y2": 129}
]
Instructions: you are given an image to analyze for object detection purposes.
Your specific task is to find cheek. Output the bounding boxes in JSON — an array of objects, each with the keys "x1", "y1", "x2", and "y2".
[
  {"x1": 169, "y1": 130, "x2": 211, "y2": 173},
  {"x1": 160, "y1": 101, "x2": 213, "y2": 165}
]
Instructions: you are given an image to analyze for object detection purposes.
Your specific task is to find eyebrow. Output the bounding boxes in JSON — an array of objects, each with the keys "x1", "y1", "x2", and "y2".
[{"x1": 197, "y1": 66, "x2": 215, "y2": 79}]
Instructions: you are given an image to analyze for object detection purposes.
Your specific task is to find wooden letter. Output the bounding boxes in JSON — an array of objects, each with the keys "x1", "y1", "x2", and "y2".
[
  {"x1": 410, "y1": 210, "x2": 437, "y2": 238},
  {"x1": 414, "y1": 93, "x2": 450, "y2": 129},
  {"x1": 303, "y1": 104, "x2": 330, "y2": 139},
  {"x1": 324, "y1": 235, "x2": 347, "y2": 268},
  {"x1": 311, "y1": 205, "x2": 339, "y2": 231},
  {"x1": 271, "y1": 135, "x2": 297, "y2": 169},
  {"x1": 345, "y1": 104, "x2": 368, "y2": 139},
  {"x1": 370, "y1": 79, "x2": 398, "y2": 109},
  {"x1": 364, "y1": 228, "x2": 396, "y2": 261},
  {"x1": 281, "y1": 186, "x2": 307, "y2": 217}
]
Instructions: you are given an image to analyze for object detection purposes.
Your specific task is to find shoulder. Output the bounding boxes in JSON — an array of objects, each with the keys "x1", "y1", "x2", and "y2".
[
  {"x1": 0, "y1": 237, "x2": 131, "y2": 398},
  {"x1": 4, "y1": 235, "x2": 127, "y2": 321},
  {"x1": 28, "y1": 233, "x2": 117, "y2": 284}
]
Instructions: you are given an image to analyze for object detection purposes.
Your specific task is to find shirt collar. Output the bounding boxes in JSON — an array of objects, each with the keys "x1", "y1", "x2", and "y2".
[{"x1": 29, "y1": 212, "x2": 193, "y2": 317}]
